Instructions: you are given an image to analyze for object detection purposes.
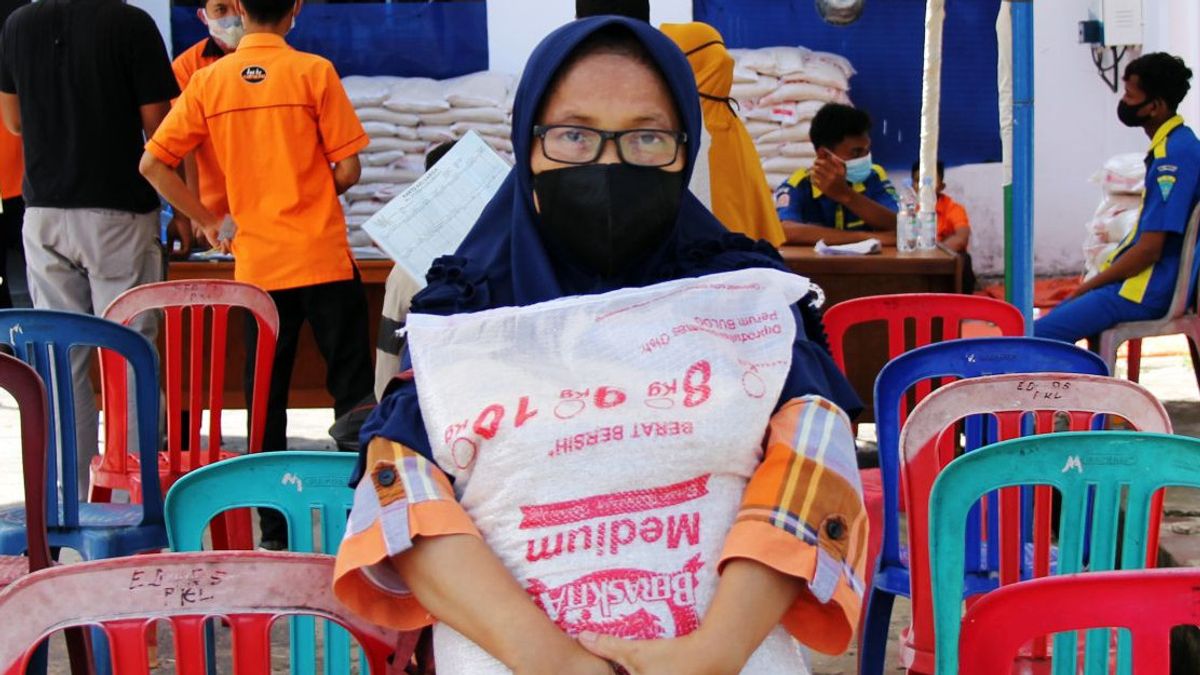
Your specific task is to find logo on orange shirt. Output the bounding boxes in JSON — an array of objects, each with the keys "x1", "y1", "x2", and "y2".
[{"x1": 241, "y1": 66, "x2": 267, "y2": 84}]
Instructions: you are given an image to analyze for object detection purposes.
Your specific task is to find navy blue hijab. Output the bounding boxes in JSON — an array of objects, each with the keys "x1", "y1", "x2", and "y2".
[{"x1": 358, "y1": 17, "x2": 860, "y2": 474}]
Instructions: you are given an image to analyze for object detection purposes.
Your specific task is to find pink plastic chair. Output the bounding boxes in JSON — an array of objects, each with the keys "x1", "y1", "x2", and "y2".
[
  {"x1": 0, "y1": 352, "x2": 51, "y2": 586},
  {"x1": 0, "y1": 551, "x2": 405, "y2": 675},
  {"x1": 959, "y1": 568, "x2": 1200, "y2": 675},
  {"x1": 899, "y1": 373, "x2": 1172, "y2": 673},
  {"x1": 90, "y1": 280, "x2": 279, "y2": 548}
]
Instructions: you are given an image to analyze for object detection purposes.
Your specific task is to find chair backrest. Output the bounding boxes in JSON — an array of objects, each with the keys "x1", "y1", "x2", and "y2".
[
  {"x1": 0, "y1": 353, "x2": 51, "y2": 571},
  {"x1": 900, "y1": 374, "x2": 1172, "y2": 672},
  {"x1": 1164, "y1": 201, "x2": 1200, "y2": 319},
  {"x1": 0, "y1": 310, "x2": 162, "y2": 528},
  {"x1": 874, "y1": 338, "x2": 1108, "y2": 572},
  {"x1": 958, "y1": 568, "x2": 1199, "y2": 675},
  {"x1": 823, "y1": 292, "x2": 1026, "y2": 373},
  {"x1": 165, "y1": 452, "x2": 358, "y2": 675},
  {"x1": 0, "y1": 551, "x2": 399, "y2": 675},
  {"x1": 101, "y1": 280, "x2": 280, "y2": 478},
  {"x1": 930, "y1": 432, "x2": 1200, "y2": 675}
]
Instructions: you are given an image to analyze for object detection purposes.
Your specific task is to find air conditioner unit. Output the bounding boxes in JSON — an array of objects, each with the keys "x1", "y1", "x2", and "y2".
[{"x1": 1089, "y1": 0, "x2": 1143, "y2": 46}]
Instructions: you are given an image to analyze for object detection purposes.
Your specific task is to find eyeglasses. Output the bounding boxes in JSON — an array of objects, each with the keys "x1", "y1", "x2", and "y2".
[{"x1": 532, "y1": 125, "x2": 687, "y2": 167}]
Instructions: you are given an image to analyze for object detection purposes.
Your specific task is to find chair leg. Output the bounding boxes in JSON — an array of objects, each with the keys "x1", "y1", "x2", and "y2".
[
  {"x1": 65, "y1": 627, "x2": 94, "y2": 675},
  {"x1": 858, "y1": 584, "x2": 896, "y2": 675},
  {"x1": 1127, "y1": 339, "x2": 1143, "y2": 382},
  {"x1": 1189, "y1": 335, "x2": 1200, "y2": 398}
]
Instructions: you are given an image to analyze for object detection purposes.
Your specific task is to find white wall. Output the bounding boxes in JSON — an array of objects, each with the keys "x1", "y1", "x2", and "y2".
[{"x1": 485, "y1": 0, "x2": 692, "y2": 75}]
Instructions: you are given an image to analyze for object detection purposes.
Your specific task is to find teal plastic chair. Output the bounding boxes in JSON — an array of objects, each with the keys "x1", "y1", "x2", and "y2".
[
  {"x1": 929, "y1": 432, "x2": 1200, "y2": 675},
  {"x1": 164, "y1": 452, "x2": 360, "y2": 675}
]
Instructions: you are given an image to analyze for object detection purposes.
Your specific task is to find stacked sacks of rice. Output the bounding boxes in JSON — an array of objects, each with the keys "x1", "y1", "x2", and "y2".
[
  {"x1": 727, "y1": 46, "x2": 856, "y2": 190},
  {"x1": 1083, "y1": 153, "x2": 1145, "y2": 279},
  {"x1": 338, "y1": 72, "x2": 517, "y2": 250}
]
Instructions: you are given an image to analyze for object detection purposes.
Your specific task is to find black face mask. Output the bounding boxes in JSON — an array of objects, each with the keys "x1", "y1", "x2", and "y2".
[
  {"x1": 1117, "y1": 98, "x2": 1152, "y2": 128},
  {"x1": 532, "y1": 164, "x2": 684, "y2": 279}
]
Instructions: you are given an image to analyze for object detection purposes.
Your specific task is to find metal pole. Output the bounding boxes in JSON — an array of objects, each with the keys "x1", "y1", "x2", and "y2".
[{"x1": 1010, "y1": 0, "x2": 1035, "y2": 330}]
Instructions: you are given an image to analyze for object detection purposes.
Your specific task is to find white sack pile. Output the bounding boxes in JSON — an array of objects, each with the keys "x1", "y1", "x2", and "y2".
[
  {"x1": 727, "y1": 47, "x2": 855, "y2": 189},
  {"x1": 341, "y1": 72, "x2": 516, "y2": 248},
  {"x1": 1083, "y1": 153, "x2": 1145, "y2": 280}
]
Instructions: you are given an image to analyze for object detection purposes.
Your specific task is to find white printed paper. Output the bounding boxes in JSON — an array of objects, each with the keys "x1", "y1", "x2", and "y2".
[
  {"x1": 363, "y1": 131, "x2": 510, "y2": 285},
  {"x1": 814, "y1": 238, "x2": 882, "y2": 256}
]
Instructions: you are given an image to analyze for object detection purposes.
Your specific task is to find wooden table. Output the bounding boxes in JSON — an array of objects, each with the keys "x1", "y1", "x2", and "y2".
[
  {"x1": 779, "y1": 246, "x2": 963, "y2": 421},
  {"x1": 166, "y1": 259, "x2": 395, "y2": 408}
]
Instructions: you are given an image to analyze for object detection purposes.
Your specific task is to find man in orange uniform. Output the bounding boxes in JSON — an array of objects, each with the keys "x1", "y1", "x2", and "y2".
[
  {"x1": 912, "y1": 159, "x2": 975, "y2": 293},
  {"x1": 141, "y1": 0, "x2": 374, "y2": 549},
  {"x1": 168, "y1": 0, "x2": 243, "y2": 254}
]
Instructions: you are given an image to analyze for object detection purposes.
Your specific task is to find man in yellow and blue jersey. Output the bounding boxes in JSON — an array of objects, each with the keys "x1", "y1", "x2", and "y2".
[
  {"x1": 775, "y1": 103, "x2": 899, "y2": 245},
  {"x1": 1037, "y1": 53, "x2": 1200, "y2": 343}
]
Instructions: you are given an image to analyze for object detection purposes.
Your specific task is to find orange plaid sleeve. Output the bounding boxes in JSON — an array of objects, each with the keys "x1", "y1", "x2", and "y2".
[
  {"x1": 719, "y1": 395, "x2": 868, "y2": 655},
  {"x1": 333, "y1": 437, "x2": 480, "y2": 631}
]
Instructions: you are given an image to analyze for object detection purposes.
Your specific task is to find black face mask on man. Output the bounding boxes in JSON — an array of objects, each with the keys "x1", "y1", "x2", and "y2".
[
  {"x1": 532, "y1": 164, "x2": 683, "y2": 278},
  {"x1": 1117, "y1": 98, "x2": 1153, "y2": 128}
]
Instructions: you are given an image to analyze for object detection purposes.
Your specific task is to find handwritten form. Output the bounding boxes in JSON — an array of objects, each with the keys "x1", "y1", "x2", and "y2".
[{"x1": 364, "y1": 131, "x2": 511, "y2": 285}]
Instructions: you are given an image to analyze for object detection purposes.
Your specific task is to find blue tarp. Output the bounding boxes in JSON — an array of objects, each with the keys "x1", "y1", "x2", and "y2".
[
  {"x1": 694, "y1": 0, "x2": 1002, "y2": 169},
  {"x1": 170, "y1": 1, "x2": 488, "y2": 79}
]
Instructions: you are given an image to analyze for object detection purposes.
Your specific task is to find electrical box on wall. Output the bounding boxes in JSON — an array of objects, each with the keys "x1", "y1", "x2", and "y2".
[{"x1": 1086, "y1": 0, "x2": 1144, "y2": 46}]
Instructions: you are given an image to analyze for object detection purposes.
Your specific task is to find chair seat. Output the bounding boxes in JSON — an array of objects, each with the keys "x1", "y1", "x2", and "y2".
[{"x1": 1102, "y1": 311, "x2": 1198, "y2": 343}]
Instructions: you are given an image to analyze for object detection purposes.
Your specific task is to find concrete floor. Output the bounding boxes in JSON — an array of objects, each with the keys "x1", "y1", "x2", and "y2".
[{"x1": 1, "y1": 335, "x2": 1197, "y2": 674}]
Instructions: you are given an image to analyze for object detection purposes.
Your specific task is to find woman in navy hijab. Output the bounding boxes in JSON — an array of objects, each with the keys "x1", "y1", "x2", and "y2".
[{"x1": 335, "y1": 17, "x2": 866, "y2": 674}]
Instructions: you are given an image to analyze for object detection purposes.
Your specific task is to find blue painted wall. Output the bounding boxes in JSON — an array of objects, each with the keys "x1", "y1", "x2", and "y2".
[
  {"x1": 694, "y1": 0, "x2": 1003, "y2": 169},
  {"x1": 171, "y1": 1, "x2": 489, "y2": 79}
]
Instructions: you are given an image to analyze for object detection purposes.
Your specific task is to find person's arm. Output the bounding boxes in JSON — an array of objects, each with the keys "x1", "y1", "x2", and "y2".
[
  {"x1": 1067, "y1": 232, "x2": 1167, "y2": 301},
  {"x1": 811, "y1": 153, "x2": 897, "y2": 231},
  {"x1": 140, "y1": 151, "x2": 222, "y2": 249},
  {"x1": 941, "y1": 227, "x2": 970, "y2": 253},
  {"x1": 0, "y1": 92, "x2": 18, "y2": 135},
  {"x1": 140, "y1": 100, "x2": 171, "y2": 139},
  {"x1": 393, "y1": 535, "x2": 611, "y2": 675},
  {"x1": 332, "y1": 154, "x2": 361, "y2": 196},
  {"x1": 783, "y1": 221, "x2": 896, "y2": 246}
]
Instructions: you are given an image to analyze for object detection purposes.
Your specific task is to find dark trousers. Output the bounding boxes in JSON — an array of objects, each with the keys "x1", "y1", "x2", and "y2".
[
  {"x1": 0, "y1": 196, "x2": 25, "y2": 309},
  {"x1": 244, "y1": 270, "x2": 375, "y2": 544}
]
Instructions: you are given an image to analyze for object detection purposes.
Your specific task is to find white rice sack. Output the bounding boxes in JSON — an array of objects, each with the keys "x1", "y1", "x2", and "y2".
[
  {"x1": 1095, "y1": 193, "x2": 1143, "y2": 218},
  {"x1": 367, "y1": 137, "x2": 429, "y2": 154},
  {"x1": 445, "y1": 71, "x2": 512, "y2": 109},
  {"x1": 741, "y1": 104, "x2": 777, "y2": 122},
  {"x1": 361, "y1": 150, "x2": 409, "y2": 167},
  {"x1": 347, "y1": 228, "x2": 375, "y2": 248},
  {"x1": 345, "y1": 183, "x2": 394, "y2": 201},
  {"x1": 760, "y1": 123, "x2": 812, "y2": 145},
  {"x1": 733, "y1": 48, "x2": 779, "y2": 76},
  {"x1": 781, "y1": 142, "x2": 816, "y2": 158},
  {"x1": 767, "y1": 47, "x2": 812, "y2": 78},
  {"x1": 345, "y1": 215, "x2": 370, "y2": 228},
  {"x1": 762, "y1": 156, "x2": 809, "y2": 175},
  {"x1": 754, "y1": 143, "x2": 783, "y2": 157},
  {"x1": 384, "y1": 78, "x2": 450, "y2": 114},
  {"x1": 417, "y1": 125, "x2": 456, "y2": 143},
  {"x1": 362, "y1": 121, "x2": 400, "y2": 138},
  {"x1": 781, "y1": 60, "x2": 851, "y2": 91},
  {"x1": 373, "y1": 183, "x2": 415, "y2": 201},
  {"x1": 744, "y1": 120, "x2": 779, "y2": 139},
  {"x1": 356, "y1": 107, "x2": 421, "y2": 127},
  {"x1": 482, "y1": 135, "x2": 514, "y2": 154},
  {"x1": 765, "y1": 172, "x2": 792, "y2": 189},
  {"x1": 1092, "y1": 204, "x2": 1140, "y2": 243},
  {"x1": 361, "y1": 166, "x2": 424, "y2": 185},
  {"x1": 421, "y1": 107, "x2": 510, "y2": 126},
  {"x1": 809, "y1": 50, "x2": 857, "y2": 79},
  {"x1": 343, "y1": 76, "x2": 394, "y2": 108},
  {"x1": 760, "y1": 82, "x2": 845, "y2": 106},
  {"x1": 349, "y1": 200, "x2": 387, "y2": 216},
  {"x1": 730, "y1": 76, "x2": 778, "y2": 103},
  {"x1": 1093, "y1": 153, "x2": 1146, "y2": 195},
  {"x1": 451, "y1": 122, "x2": 511, "y2": 138}
]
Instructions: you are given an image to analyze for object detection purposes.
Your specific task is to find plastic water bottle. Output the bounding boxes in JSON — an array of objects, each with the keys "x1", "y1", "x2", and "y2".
[
  {"x1": 917, "y1": 208, "x2": 938, "y2": 250},
  {"x1": 897, "y1": 185, "x2": 919, "y2": 252}
]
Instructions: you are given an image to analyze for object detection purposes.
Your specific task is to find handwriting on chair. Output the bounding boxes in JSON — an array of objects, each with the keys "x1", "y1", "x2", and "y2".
[
  {"x1": 128, "y1": 567, "x2": 229, "y2": 607},
  {"x1": 1016, "y1": 380, "x2": 1072, "y2": 401},
  {"x1": 282, "y1": 473, "x2": 303, "y2": 493}
]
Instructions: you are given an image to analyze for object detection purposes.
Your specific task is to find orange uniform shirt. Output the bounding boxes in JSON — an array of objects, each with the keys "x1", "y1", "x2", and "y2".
[
  {"x1": 148, "y1": 33, "x2": 368, "y2": 292},
  {"x1": 935, "y1": 192, "x2": 970, "y2": 242},
  {"x1": 172, "y1": 37, "x2": 229, "y2": 219},
  {"x1": 0, "y1": 124, "x2": 21, "y2": 200}
]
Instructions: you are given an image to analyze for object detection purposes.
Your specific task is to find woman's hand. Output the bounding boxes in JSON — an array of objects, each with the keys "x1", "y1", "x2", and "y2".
[{"x1": 577, "y1": 630, "x2": 740, "y2": 675}]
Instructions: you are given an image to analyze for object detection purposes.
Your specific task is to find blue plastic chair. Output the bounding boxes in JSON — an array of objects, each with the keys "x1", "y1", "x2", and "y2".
[
  {"x1": 0, "y1": 310, "x2": 165, "y2": 558},
  {"x1": 858, "y1": 337, "x2": 1108, "y2": 675},
  {"x1": 165, "y1": 451, "x2": 365, "y2": 675},
  {"x1": 930, "y1": 432, "x2": 1200, "y2": 675}
]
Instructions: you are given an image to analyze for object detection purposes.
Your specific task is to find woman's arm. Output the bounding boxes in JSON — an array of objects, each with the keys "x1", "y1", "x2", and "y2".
[{"x1": 392, "y1": 534, "x2": 611, "y2": 675}]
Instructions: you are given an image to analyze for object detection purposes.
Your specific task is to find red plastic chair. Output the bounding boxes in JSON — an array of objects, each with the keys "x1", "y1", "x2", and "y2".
[
  {"x1": 822, "y1": 294, "x2": 1025, "y2": 617},
  {"x1": 90, "y1": 280, "x2": 279, "y2": 548},
  {"x1": 958, "y1": 567, "x2": 1199, "y2": 675},
  {"x1": 0, "y1": 352, "x2": 89, "y2": 673},
  {"x1": 0, "y1": 551, "x2": 404, "y2": 675},
  {"x1": 901, "y1": 373, "x2": 1172, "y2": 674}
]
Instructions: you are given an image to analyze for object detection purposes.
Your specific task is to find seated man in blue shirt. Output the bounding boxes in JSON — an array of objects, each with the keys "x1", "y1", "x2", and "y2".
[
  {"x1": 775, "y1": 103, "x2": 899, "y2": 245},
  {"x1": 1036, "y1": 53, "x2": 1199, "y2": 344}
]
